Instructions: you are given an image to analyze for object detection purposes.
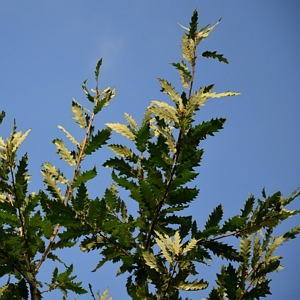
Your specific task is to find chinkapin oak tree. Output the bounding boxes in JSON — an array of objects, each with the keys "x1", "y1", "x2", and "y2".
[{"x1": 0, "y1": 9, "x2": 299, "y2": 300}]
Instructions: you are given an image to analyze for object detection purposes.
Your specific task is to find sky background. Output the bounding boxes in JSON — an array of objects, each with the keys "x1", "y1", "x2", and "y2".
[{"x1": 0, "y1": 1, "x2": 299, "y2": 299}]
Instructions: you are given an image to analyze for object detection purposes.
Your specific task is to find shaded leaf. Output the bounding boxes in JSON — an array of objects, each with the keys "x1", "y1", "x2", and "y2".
[
  {"x1": 85, "y1": 128, "x2": 111, "y2": 155},
  {"x1": 202, "y1": 51, "x2": 229, "y2": 64}
]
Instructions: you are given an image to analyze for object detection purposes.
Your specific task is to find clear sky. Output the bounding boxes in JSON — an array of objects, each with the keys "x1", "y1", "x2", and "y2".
[{"x1": 0, "y1": 1, "x2": 299, "y2": 299}]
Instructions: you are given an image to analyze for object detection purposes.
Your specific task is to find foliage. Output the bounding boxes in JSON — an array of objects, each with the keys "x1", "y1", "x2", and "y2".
[{"x1": 0, "y1": 9, "x2": 299, "y2": 300}]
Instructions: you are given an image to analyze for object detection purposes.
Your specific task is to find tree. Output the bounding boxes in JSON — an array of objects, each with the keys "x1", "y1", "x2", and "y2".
[{"x1": 0, "y1": 9, "x2": 299, "y2": 300}]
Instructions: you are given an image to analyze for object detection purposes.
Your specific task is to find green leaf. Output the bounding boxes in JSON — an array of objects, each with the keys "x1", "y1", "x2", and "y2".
[
  {"x1": 82, "y1": 79, "x2": 95, "y2": 103},
  {"x1": 0, "y1": 110, "x2": 5, "y2": 125},
  {"x1": 17, "y1": 278, "x2": 28, "y2": 300},
  {"x1": 221, "y1": 216, "x2": 247, "y2": 233},
  {"x1": 188, "y1": 9, "x2": 198, "y2": 40},
  {"x1": 223, "y1": 263, "x2": 237, "y2": 299},
  {"x1": 73, "y1": 167, "x2": 97, "y2": 188},
  {"x1": 205, "y1": 204, "x2": 223, "y2": 229},
  {"x1": 177, "y1": 279, "x2": 208, "y2": 291},
  {"x1": 104, "y1": 158, "x2": 137, "y2": 178},
  {"x1": 202, "y1": 51, "x2": 229, "y2": 64},
  {"x1": 94, "y1": 88, "x2": 116, "y2": 115},
  {"x1": 203, "y1": 241, "x2": 242, "y2": 262},
  {"x1": 135, "y1": 122, "x2": 151, "y2": 153},
  {"x1": 53, "y1": 139, "x2": 76, "y2": 166},
  {"x1": 166, "y1": 187, "x2": 199, "y2": 206},
  {"x1": 193, "y1": 118, "x2": 226, "y2": 140},
  {"x1": 282, "y1": 225, "x2": 300, "y2": 241},
  {"x1": 57, "y1": 125, "x2": 80, "y2": 147},
  {"x1": 84, "y1": 128, "x2": 111, "y2": 155},
  {"x1": 72, "y1": 183, "x2": 89, "y2": 212},
  {"x1": 72, "y1": 100, "x2": 87, "y2": 129},
  {"x1": 256, "y1": 260, "x2": 281, "y2": 277},
  {"x1": 106, "y1": 122, "x2": 135, "y2": 142},
  {"x1": 252, "y1": 234, "x2": 262, "y2": 270},
  {"x1": 95, "y1": 58, "x2": 103, "y2": 85},
  {"x1": 243, "y1": 280, "x2": 271, "y2": 299},
  {"x1": 241, "y1": 194, "x2": 255, "y2": 217}
]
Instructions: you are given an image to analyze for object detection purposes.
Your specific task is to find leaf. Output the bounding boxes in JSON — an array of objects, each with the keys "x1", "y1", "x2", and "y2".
[
  {"x1": 208, "y1": 90, "x2": 241, "y2": 99},
  {"x1": 154, "y1": 231, "x2": 173, "y2": 263},
  {"x1": 221, "y1": 216, "x2": 247, "y2": 233},
  {"x1": 135, "y1": 122, "x2": 151, "y2": 153},
  {"x1": 150, "y1": 124, "x2": 176, "y2": 153},
  {"x1": 73, "y1": 167, "x2": 97, "y2": 188},
  {"x1": 223, "y1": 263, "x2": 238, "y2": 299},
  {"x1": 124, "y1": 113, "x2": 138, "y2": 129},
  {"x1": 57, "y1": 125, "x2": 80, "y2": 147},
  {"x1": 180, "y1": 33, "x2": 194, "y2": 66},
  {"x1": 251, "y1": 234, "x2": 262, "y2": 270},
  {"x1": 177, "y1": 279, "x2": 208, "y2": 291},
  {"x1": 203, "y1": 241, "x2": 242, "y2": 262},
  {"x1": 72, "y1": 100, "x2": 87, "y2": 129},
  {"x1": 84, "y1": 128, "x2": 111, "y2": 155},
  {"x1": 18, "y1": 278, "x2": 29, "y2": 300},
  {"x1": 166, "y1": 187, "x2": 199, "y2": 206},
  {"x1": 282, "y1": 225, "x2": 300, "y2": 241},
  {"x1": 241, "y1": 194, "x2": 255, "y2": 217},
  {"x1": 43, "y1": 162, "x2": 69, "y2": 184},
  {"x1": 82, "y1": 79, "x2": 95, "y2": 103},
  {"x1": 108, "y1": 144, "x2": 136, "y2": 160},
  {"x1": 157, "y1": 78, "x2": 183, "y2": 111},
  {"x1": 106, "y1": 122, "x2": 135, "y2": 142},
  {"x1": 202, "y1": 51, "x2": 229, "y2": 64},
  {"x1": 243, "y1": 280, "x2": 271, "y2": 299},
  {"x1": 52, "y1": 139, "x2": 76, "y2": 166},
  {"x1": 41, "y1": 169, "x2": 64, "y2": 201},
  {"x1": 15, "y1": 153, "x2": 29, "y2": 199},
  {"x1": 256, "y1": 260, "x2": 281, "y2": 277},
  {"x1": 205, "y1": 204, "x2": 223, "y2": 229},
  {"x1": 195, "y1": 19, "x2": 221, "y2": 45},
  {"x1": 0, "y1": 110, "x2": 5, "y2": 125},
  {"x1": 94, "y1": 58, "x2": 102, "y2": 84},
  {"x1": 104, "y1": 158, "x2": 137, "y2": 178},
  {"x1": 173, "y1": 231, "x2": 182, "y2": 254},
  {"x1": 182, "y1": 238, "x2": 198, "y2": 254},
  {"x1": 148, "y1": 100, "x2": 178, "y2": 124},
  {"x1": 143, "y1": 251, "x2": 163, "y2": 274},
  {"x1": 188, "y1": 9, "x2": 198, "y2": 40},
  {"x1": 11, "y1": 128, "x2": 32, "y2": 152},
  {"x1": 184, "y1": 86, "x2": 211, "y2": 118},
  {"x1": 94, "y1": 88, "x2": 116, "y2": 115},
  {"x1": 170, "y1": 61, "x2": 192, "y2": 89}
]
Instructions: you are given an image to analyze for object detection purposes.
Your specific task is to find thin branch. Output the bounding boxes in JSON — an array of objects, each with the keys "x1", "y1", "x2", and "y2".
[
  {"x1": 36, "y1": 96, "x2": 100, "y2": 272},
  {"x1": 145, "y1": 35, "x2": 198, "y2": 250}
]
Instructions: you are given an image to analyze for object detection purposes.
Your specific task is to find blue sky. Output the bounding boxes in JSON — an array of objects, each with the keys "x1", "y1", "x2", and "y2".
[{"x1": 0, "y1": 1, "x2": 299, "y2": 299}]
